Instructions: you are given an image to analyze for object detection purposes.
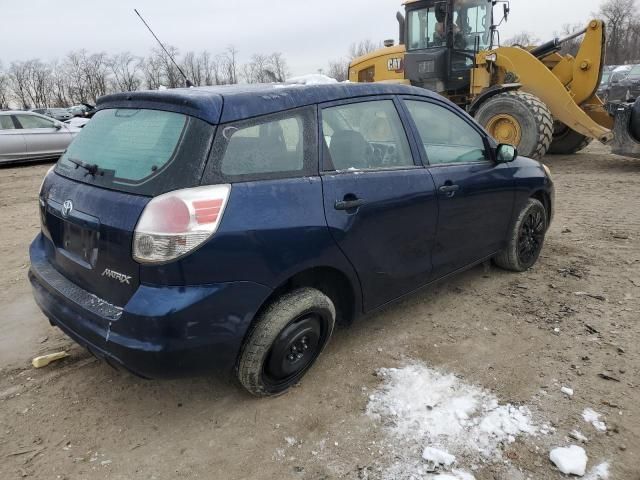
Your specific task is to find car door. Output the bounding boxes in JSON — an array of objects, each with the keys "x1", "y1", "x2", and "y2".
[
  {"x1": 320, "y1": 97, "x2": 439, "y2": 311},
  {"x1": 401, "y1": 97, "x2": 516, "y2": 280},
  {"x1": 13, "y1": 113, "x2": 72, "y2": 160},
  {"x1": 0, "y1": 115, "x2": 27, "y2": 164}
]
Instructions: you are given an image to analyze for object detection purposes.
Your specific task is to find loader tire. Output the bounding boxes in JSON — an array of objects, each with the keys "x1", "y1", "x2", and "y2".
[
  {"x1": 548, "y1": 122, "x2": 592, "y2": 155},
  {"x1": 475, "y1": 91, "x2": 554, "y2": 160}
]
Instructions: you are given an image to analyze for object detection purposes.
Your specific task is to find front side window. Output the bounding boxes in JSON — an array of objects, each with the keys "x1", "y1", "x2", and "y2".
[
  {"x1": 405, "y1": 100, "x2": 487, "y2": 165},
  {"x1": 15, "y1": 114, "x2": 55, "y2": 129},
  {"x1": 322, "y1": 100, "x2": 414, "y2": 171}
]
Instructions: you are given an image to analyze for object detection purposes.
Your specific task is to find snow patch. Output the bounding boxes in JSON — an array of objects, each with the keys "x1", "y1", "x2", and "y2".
[
  {"x1": 422, "y1": 446, "x2": 456, "y2": 468},
  {"x1": 584, "y1": 462, "x2": 610, "y2": 480},
  {"x1": 549, "y1": 445, "x2": 588, "y2": 476},
  {"x1": 285, "y1": 74, "x2": 338, "y2": 85},
  {"x1": 366, "y1": 364, "x2": 538, "y2": 478},
  {"x1": 582, "y1": 408, "x2": 607, "y2": 432}
]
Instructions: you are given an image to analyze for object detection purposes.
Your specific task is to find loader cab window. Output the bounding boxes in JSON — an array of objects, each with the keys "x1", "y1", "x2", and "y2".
[
  {"x1": 454, "y1": 0, "x2": 491, "y2": 51},
  {"x1": 407, "y1": 7, "x2": 441, "y2": 50}
]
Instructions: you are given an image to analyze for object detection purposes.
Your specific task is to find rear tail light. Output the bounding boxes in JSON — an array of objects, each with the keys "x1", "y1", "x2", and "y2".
[{"x1": 133, "y1": 184, "x2": 231, "y2": 264}]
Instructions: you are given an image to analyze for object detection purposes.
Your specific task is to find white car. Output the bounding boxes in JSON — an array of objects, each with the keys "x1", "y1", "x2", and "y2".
[{"x1": 0, "y1": 111, "x2": 81, "y2": 165}]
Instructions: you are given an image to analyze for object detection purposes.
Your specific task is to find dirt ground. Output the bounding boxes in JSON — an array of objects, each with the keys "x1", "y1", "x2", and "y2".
[{"x1": 0, "y1": 144, "x2": 638, "y2": 480}]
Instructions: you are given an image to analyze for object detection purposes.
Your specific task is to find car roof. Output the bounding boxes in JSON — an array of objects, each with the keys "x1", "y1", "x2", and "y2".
[{"x1": 96, "y1": 83, "x2": 441, "y2": 125}]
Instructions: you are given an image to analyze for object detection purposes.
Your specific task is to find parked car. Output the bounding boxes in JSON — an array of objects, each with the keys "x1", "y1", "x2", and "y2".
[
  {"x1": 0, "y1": 111, "x2": 80, "y2": 165},
  {"x1": 31, "y1": 108, "x2": 73, "y2": 122},
  {"x1": 597, "y1": 66, "x2": 615, "y2": 99},
  {"x1": 64, "y1": 117, "x2": 90, "y2": 129},
  {"x1": 608, "y1": 64, "x2": 640, "y2": 102},
  {"x1": 603, "y1": 65, "x2": 632, "y2": 102},
  {"x1": 67, "y1": 103, "x2": 95, "y2": 118},
  {"x1": 29, "y1": 83, "x2": 554, "y2": 396}
]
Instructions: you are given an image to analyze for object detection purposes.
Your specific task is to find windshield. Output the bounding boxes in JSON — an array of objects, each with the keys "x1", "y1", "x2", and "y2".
[
  {"x1": 600, "y1": 71, "x2": 611, "y2": 85},
  {"x1": 407, "y1": 0, "x2": 492, "y2": 52},
  {"x1": 56, "y1": 108, "x2": 216, "y2": 196}
]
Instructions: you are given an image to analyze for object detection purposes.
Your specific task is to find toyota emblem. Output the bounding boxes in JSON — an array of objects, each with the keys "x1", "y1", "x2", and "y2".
[{"x1": 62, "y1": 200, "x2": 73, "y2": 217}]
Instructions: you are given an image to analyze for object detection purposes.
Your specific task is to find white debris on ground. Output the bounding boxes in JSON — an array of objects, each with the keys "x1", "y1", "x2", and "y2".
[
  {"x1": 561, "y1": 386, "x2": 574, "y2": 397},
  {"x1": 549, "y1": 445, "x2": 588, "y2": 476},
  {"x1": 582, "y1": 408, "x2": 607, "y2": 432},
  {"x1": 583, "y1": 462, "x2": 611, "y2": 479},
  {"x1": 366, "y1": 364, "x2": 539, "y2": 478},
  {"x1": 569, "y1": 429, "x2": 589, "y2": 443},
  {"x1": 284, "y1": 74, "x2": 339, "y2": 85}
]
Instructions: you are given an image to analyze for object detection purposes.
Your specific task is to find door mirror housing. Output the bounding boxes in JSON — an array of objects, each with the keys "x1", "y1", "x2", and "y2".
[
  {"x1": 54, "y1": 123, "x2": 63, "y2": 130},
  {"x1": 496, "y1": 144, "x2": 517, "y2": 163}
]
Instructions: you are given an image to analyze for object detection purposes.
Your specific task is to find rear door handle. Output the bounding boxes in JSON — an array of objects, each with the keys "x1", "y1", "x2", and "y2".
[
  {"x1": 438, "y1": 184, "x2": 460, "y2": 197},
  {"x1": 334, "y1": 198, "x2": 366, "y2": 211}
]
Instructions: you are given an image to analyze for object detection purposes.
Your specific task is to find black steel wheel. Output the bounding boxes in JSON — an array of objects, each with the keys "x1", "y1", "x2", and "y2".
[
  {"x1": 237, "y1": 288, "x2": 335, "y2": 397},
  {"x1": 494, "y1": 198, "x2": 548, "y2": 272}
]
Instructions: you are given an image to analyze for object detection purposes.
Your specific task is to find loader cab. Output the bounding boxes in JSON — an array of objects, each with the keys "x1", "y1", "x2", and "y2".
[{"x1": 404, "y1": 0, "x2": 492, "y2": 102}]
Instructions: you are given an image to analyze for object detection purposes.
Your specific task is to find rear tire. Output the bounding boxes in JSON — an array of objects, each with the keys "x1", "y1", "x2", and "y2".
[
  {"x1": 494, "y1": 198, "x2": 548, "y2": 272},
  {"x1": 548, "y1": 122, "x2": 592, "y2": 154},
  {"x1": 475, "y1": 91, "x2": 554, "y2": 160},
  {"x1": 237, "y1": 288, "x2": 335, "y2": 397}
]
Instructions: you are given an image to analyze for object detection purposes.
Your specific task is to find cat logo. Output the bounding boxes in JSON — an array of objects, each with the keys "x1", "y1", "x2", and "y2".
[{"x1": 387, "y1": 57, "x2": 403, "y2": 72}]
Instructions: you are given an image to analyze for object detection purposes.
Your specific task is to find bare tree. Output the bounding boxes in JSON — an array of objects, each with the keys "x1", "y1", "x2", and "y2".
[
  {"x1": 598, "y1": 0, "x2": 638, "y2": 64},
  {"x1": 504, "y1": 32, "x2": 541, "y2": 47},
  {"x1": 327, "y1": 59, "x2": 350, "y2": 82},
  {"x1": 0, "y1": 63, "x2": 10, "y2": 109},
  {"x1": 267, "y1": 52, "x2": 289, "y2": 82},
  {"x1": 348, "y1": 40, "x2": 381, "y2": 60},
  {"x1": 109, "y1": 52, "x2": 142, "y2": 92},
  {"x1": 220, "y1": 46, "x2": 239, "y2": 84}
]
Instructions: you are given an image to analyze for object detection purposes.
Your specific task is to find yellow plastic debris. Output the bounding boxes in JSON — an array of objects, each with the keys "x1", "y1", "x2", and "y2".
[{"x1": 31, "y1": 351, "x2": 69, "y2": 368}]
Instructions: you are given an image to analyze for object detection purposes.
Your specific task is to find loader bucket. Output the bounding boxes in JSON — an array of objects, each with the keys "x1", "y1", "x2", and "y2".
[{"x1": 611, "y1": 98, "x2": 640, "y2": 159}]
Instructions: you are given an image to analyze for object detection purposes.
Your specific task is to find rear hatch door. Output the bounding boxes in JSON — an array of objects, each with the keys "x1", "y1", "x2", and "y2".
[{"x1": 42, "y1": 107, "x2": 217, "y2": 306}]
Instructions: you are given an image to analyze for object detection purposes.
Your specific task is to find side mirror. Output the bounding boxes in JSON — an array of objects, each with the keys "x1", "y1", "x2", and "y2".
[
  {"x1": 54, "y1": 123, "x2": 63, "y2": 130},
  {"x1": 496, "y1": 144, "x2": 517, "y2": 163},
  {"x1": 503, "y1": 3, "x2": 510, "y2": 21}
]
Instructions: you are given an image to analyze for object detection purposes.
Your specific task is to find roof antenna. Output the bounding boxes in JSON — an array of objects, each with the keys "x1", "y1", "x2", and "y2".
[{"x1": 134, "y1": 8, "x2": 194, "y2": 88}]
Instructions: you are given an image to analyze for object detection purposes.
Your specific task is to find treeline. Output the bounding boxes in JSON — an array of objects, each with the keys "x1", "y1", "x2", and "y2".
[
  {"x1": 506, "y1": 0, "x2": 640, "y2": 65},
  {"x1": 0, "y1": 46, "x2": 290, "y2": 109}
]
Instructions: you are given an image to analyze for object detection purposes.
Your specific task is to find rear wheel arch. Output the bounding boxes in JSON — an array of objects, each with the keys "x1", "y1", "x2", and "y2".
[{"x1": 253, "y1": 266, "x2": 359, "y2": 331}]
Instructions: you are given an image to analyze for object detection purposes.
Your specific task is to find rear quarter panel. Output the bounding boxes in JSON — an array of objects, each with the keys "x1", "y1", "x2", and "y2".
[{"x1": 140, "y1": 177, "x2": 362, "y2": 309}]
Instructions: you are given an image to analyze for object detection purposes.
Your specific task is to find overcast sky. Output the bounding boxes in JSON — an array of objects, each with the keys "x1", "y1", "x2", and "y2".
[{"x1": 1, "y1": 0, "x2": 603, "y2": 76}]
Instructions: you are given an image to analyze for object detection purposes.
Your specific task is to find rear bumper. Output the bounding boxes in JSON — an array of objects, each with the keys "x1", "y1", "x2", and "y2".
[{"x1": 29, "y1": 235, "x2": 272, "y2": 379}]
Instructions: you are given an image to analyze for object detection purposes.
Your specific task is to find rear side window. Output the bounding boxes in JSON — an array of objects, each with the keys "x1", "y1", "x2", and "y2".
[
  {"x1": 15, "y1": 114, "x2": 55, "y2": 129},
  {"x1": 55, "y1": 108, "x2": 215, "y2": 197},
  {"x1": 321, "y1": 100, "x2": 414, "y2": 171},
  {"x1": 0, "y1": 116, "x2": 15, "y2": 130},
  {"x1": 204, "y1": 106, "x2": 317, "y2": 183}
]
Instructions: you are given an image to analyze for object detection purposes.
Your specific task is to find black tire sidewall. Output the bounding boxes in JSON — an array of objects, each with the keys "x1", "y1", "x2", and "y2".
[
  {"x1": 495, "y1": 199, "x2": 547, "y2": 272},
  {"x1": 237, "y1": 288, "x2": 336, "y2": 397}
]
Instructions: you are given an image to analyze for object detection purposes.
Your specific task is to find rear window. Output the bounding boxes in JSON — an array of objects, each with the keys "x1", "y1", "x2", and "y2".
[
  {"x1": 203, "y1": 106, "x2": 317, "y2": 184},
  {"x1": 55, "y1": 108, "x2": 215, "y2": 197}
]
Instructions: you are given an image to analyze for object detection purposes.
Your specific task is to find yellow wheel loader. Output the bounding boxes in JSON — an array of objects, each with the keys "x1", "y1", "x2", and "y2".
[{"x1": 349, "y1": 0, "x2": 640, "y2": 160}]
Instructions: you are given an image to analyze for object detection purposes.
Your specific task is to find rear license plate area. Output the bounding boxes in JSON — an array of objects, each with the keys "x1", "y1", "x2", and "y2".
[{"x1": 62, "y1": 222, "x2": 99, "y2": 266}]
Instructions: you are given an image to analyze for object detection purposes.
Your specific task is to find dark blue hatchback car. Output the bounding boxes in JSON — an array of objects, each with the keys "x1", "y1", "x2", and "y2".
[{"x1": 29, "y1": 83, "x2": 554, "y2": 396}]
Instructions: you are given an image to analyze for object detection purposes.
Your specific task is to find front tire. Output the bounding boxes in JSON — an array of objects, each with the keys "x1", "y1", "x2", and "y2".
[
  {"x1": 548, "y1": 122, "x2": 592, "y2": 155},
  {"x1": 475, "y1": 91, "x2": 554, "y2": 160},
  {"x1": 494, "y1": 198, "x2": 548, "y2": 272},
  {"x1": 237, "y1": 288, "x2": 336, "y2": 397}
]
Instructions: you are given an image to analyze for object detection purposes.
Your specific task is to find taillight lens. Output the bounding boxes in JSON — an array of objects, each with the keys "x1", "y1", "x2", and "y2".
[{"x1": 133, "y1": 184, "x2": 231, "y2": 264}]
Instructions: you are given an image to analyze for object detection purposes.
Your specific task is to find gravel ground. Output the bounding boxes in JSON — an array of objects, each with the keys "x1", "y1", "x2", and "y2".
[{"x1": 0, "y1": 144, "x2": 638, "y2": 479}]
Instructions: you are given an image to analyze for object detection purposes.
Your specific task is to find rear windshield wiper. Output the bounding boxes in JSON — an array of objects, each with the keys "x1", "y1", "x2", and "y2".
[{"x1": 67, "y1": 157, "x2": 100, "y2": 176}]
